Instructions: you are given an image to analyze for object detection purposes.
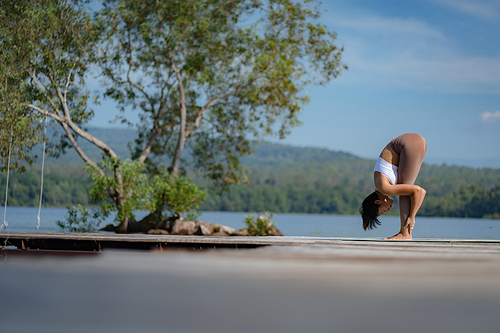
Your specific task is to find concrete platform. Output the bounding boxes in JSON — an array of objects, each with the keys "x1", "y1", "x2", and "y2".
[{"x1": 1, "y1": 235, "x2": 500, "y2": 333}]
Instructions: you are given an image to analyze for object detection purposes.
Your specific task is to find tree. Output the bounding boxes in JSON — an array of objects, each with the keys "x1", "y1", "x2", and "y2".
[
  {"x1": 0, "y1": 1, "x2": 46, "y2": 172},
  {"x1": 0, "y1": 0, "x2": 346, "y2": 232},
  {"x1": 0, "y1": 0, "x2": 140, "y2": 231},
  {"x1": 99, "y1": 0, "x2": 346, "y2": 185}
]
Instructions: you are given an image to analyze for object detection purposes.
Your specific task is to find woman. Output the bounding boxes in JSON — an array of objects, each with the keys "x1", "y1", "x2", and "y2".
[{"x1": 360, "y1": 133, "x2": 427, "y2": 240}]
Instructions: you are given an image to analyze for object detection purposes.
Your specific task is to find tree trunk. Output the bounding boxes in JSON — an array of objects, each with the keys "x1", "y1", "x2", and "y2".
[
  {"x1": 115, "y1": 215, "x2": 129, "y2": 233},
  {"x1": 113, "y1": 192, "x2": 129, "y2": 233},
  {"x1": 170, "y1": 64, "x2": 187, "y2": 177}
]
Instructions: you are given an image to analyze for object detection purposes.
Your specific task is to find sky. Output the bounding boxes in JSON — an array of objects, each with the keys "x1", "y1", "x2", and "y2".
[{"x1": 90, "y1": 0, "x2": 500, "y2": 168}]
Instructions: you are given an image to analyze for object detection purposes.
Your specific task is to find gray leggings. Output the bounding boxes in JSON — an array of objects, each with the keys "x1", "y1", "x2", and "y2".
[{"x1": 391, "y1": 133, "x2": 427, "y2": 226}]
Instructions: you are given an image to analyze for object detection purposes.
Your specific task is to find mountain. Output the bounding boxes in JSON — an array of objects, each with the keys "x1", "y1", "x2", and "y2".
[
  {"x1": 5, "y1": 127, "x2": 500, "y2": 217},
  {"x1": 44, "y1": 127, "x2": 136, "y2": 165}
]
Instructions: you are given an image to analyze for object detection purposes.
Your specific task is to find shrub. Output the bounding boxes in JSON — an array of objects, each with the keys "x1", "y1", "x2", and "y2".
[
  {"x1": 150, "y1": 174, "x2": 207, "y2": 219},
  {"x1": 244, "y1": 212, "x2": 279, "y2": 236},
  {"x1": 56, "y1": 205, "x2": 109, "y2": 233}
]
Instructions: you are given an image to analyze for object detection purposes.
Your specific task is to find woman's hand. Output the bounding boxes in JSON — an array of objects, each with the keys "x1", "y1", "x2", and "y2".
[
  {"x1": 404, "y1": 187, "x2": 426, "y2": 234},
  {"x1": 404, "y1": 216, "x2": 416, "y2": 232}
]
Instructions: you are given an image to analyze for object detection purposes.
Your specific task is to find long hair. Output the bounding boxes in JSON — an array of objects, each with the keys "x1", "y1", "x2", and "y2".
[{"x1": 360, "y1": 191, "x2": 381, "y2": 230}]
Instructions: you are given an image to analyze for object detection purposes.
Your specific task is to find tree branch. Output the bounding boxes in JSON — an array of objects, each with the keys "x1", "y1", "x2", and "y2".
[
  {"x1": 45, "y1": 70, "x2": 121, "y2": 161},
  {"x1": 63, "y1": 66, "x2": 75, "y2": 103},
  {"x1": 28, "y1": 68, "x2": 62, "y2": 118},
  {"x1": 125, "y1": 32, "x2": 155, "y2": 113},
  {"x1": 185, "y1": 72, "x2": 265, "y2": 136},
  {"x1": 170, "y1": 61, "x2": 187, "y2": 176},
  {"x1": 59, "y1": 121, "x2": 105, "y2": 178},
  {"x1": 67, "y1": 119, "x2": 120, "y2": 160},
  {"x1": 27, "y1": 104, "x2": 64, "y2": 122},
  {"x1": 62, "y1": 111, "x2": 124, "y2": 203},
  {"x1": 136, "y1": 114, "x2": 164, "y2": 164}
]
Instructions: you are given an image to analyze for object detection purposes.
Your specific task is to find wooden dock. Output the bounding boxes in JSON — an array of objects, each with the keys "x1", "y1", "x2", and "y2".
[
  {"x1": 0, "y1": 231, "x2": 303, "y2": 251},
  {"x1": 2, "y1": 232, "x2": 500, "y2": 332},
  {"x1": 2, "y1": 231, "x2": 500, "y2": 252}
]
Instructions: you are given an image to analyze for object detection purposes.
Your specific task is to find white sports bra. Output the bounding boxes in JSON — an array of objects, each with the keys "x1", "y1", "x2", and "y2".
[{"x1": 374, "y1": 157, "x2": 398, "y2": 185}]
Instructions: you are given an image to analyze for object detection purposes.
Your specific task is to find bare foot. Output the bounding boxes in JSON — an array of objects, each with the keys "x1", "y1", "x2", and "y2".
[{"x1": 385, "y1": 232, "x2": 412, "y2": 240}]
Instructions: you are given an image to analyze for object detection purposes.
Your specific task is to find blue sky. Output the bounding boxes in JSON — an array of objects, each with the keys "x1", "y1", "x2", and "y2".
[{"x1": 90, "y1": 0, "x2": 500, "y2": 168}]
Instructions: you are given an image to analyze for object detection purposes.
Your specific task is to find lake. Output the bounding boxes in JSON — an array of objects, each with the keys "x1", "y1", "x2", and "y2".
[{"x1": 1, "y1": 206, "x2": 499, "y2": 240}]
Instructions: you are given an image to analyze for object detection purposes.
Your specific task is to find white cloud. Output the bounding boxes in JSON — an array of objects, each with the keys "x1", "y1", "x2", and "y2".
[
  {"x1": 480, "y1": 111, "x2": 500, "y2": 122},
  {"x1": 427, "y1": 0, "x2": 500, "y2": 21},
  {"x1": 326, "y1": 11, "x2": 500, "y2": 93},
  {"x1": 334, "y1": 16, "x2": 445, "y2": 39}
]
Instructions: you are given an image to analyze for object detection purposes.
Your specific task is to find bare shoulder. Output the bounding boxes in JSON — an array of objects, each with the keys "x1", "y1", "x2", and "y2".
[{"x1": 374, "y1": 171, "x2": 391, "y2": 195}]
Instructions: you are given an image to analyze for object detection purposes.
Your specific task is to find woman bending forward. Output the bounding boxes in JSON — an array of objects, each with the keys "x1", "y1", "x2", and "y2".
[{"x1": 360, "y1": 133, "x2": 427, "y2": 240}]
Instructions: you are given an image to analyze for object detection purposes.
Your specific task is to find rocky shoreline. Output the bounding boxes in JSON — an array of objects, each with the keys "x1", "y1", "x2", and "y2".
[{"x1": 101, "y1": 214, "x2": 283, "y2": 237}]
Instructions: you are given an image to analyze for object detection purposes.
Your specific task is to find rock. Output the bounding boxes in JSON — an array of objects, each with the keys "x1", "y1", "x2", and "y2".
[
  {"x1": 170, "y1": 219, "x2": 196, "y2": 235},
  {"x1": 258, "y1": 214, "x2": 283, "y2": 235},
  {"x1": 212, "y1": 231, "x2": 230, "y2": 236},
  {"x1": 196, "y1": 220, "x2": 216, "y2": 233},
  {"x1": 219, "y1": 225, "x2": 246, "y2": 236},
  {"x1": 102, "y1": 214, "x2": 279, "y2": 237},
  {"x1": 194, "y1": 224, "x2": 212, "y2": 235},
  {"x1": 238, "y1": 228, "x2": 251, "y2": 236},
  {"x1": 134, "y1": 212, "x2": 167, "y2": 233},
  {"x1": 268, "y1": 228, "x2": 283, "y2": 236},
  {"x1": 100, "y1": 224, "x2": 116, "y2": 232},
  {"x1": 126, "y1": 220, "x2": 141, "y2": 233},
  {"x1": 147, "y1": 228, "x2": 169, "y2": 235},
  {"x1": 257, "y1": 214, "x2": 272, "y2": 227}
]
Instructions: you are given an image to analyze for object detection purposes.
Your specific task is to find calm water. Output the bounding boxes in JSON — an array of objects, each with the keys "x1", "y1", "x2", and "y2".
[{"x1": 1, "y1": 206, "x2": 499, "y2": 240}]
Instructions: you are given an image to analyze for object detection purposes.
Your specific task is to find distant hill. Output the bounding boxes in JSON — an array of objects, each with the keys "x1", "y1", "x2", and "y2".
[
  {"x1": 44, "y1": 127, "x2": 136, "y2": 165},
  {"x1": 242, "y1": 143, "x2": 358, "y2": 166},
  {"x1": 4, "y1": 127, "x2": 500, "y2": 217}
]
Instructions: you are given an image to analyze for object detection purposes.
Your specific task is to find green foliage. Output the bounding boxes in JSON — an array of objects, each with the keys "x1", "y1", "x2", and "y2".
[
  {"x1": 420, "y1": 184, "x2": 500, "y2": 218},
  {"x1": 0, "y1": 0, "x2": 101, "y2": 162},
  {"x1": 244, "y1": 212, "x2": 278, "y2": 236},
  {"x1": 5, "y1": 140, "x2": 500, "y2": 220},
  {"x1": 0, "y1": 1, "x2": 46, "y2": 172},
  {"x1": 86, "y1": 159, "x2": 207, "y2": 222},
  {"x1": 150, "y1": 174, "x2": 207, "y2": 218},
  {"x1": 1, "y1": 1, "x2": 346, "y2": 230},
  {"x1": 0, "y1": 165, "x2": 91, "y2": 207},
  {"x1": 99, "y1": 0, "x2": 346, "y2": 191},
  {"x1": 199, "y1": 143, "x2": 500, "y2": 218},
  {"x1": 200, "y1": 184, "x2": 365, "y2": 215},
  {"x1": 87, "y1": 158, "x2": 150, "y2": 223},
  {"x1": 56, "y1": 204, "x2": 108, "y2": 233}
]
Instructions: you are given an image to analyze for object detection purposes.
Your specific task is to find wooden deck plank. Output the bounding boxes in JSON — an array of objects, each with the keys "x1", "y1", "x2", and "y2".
[
  {"x1": 1, "y1": 231, "x2": 500, "y2": 252},
  {"x1": 2, "y1": 240, "x2": 500, "y2": 333}
]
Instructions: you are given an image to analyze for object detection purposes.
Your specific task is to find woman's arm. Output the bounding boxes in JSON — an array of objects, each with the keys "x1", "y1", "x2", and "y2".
[
  {"x1": 375, "y1": 173, "x2": 421, "y2": 196},
  {"x1": 375, "y1": 173, "x2": 426, "y2": 220}
]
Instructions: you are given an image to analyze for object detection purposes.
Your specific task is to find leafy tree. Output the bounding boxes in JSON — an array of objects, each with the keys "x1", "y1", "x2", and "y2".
[
  {"x1": 86, "y1": 158, "x2": 150, "y2": 223},
  {"x1": 0, "y1": 0, "x2": 137, "y2": 230},
  {"x1": 0, "y1": 0, "x2": 45, "y2": 172},
  {"x1": 0, "y1": 0, "x2": 346, "y2": 231},
  {"x1": 99, "y1": 0, "x2": 346, "y2": 187}
]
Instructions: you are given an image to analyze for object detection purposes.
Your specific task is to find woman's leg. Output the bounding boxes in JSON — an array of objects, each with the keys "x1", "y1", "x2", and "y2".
[{"x1": 397, "y1": 133, "x2": 427, "y2": 234}]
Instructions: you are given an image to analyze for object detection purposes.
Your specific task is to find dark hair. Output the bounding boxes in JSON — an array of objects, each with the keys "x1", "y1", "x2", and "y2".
[{"x1": 359, "y1": 191, "x2": 381, "y2": 230}]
